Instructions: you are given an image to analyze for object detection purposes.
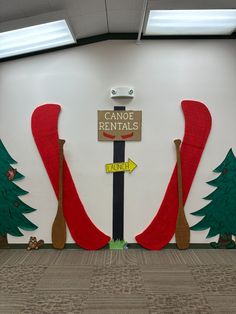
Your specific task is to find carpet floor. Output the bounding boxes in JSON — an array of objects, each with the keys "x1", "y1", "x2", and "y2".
[{"x1": 0, "y1": 248, "x2": 236, "y2": 313}]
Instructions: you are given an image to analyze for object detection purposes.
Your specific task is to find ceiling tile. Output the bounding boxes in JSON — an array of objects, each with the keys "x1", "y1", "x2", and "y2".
[
  {"x1": 106, "y1": 0, "x2": 144, "y2": 32},
  {"x1": 76, "y1": 0, "x2": 106, "y2": 15},
  {"x1": 19, "y1": 0, "x2": 52, "y2": 17},
  {"x1": 0, "y1": 0, "x2": 25, "y2": 22},
  {"x1": 49, "y1": 0, "x2": 106, "y2": 15},
  {"x1": 48, "y1": 0, "x2": 65, "y2": 11},
  {"x1": 106, "y1": 0, "x2": 144, "y2": 11},
  {"x1": 70, "y1": 13, "x2": 108, "y2": 38},
  {"x1": 108, "y1": 10, "x2": 142, "y2": 32}
]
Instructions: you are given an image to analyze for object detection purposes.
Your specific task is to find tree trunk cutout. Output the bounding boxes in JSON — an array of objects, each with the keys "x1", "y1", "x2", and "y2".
[{"x1": 0, "y1": 235, "x2": 8, "y2": 248}]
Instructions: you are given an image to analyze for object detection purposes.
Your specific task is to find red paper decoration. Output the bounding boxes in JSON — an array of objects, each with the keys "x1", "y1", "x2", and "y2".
[
  {"x1": 135, "y1": 100, "x2": 212, "y2": 250},
  {"x1": 31, "y1": 104, "x2": 110, "y2": 250}
]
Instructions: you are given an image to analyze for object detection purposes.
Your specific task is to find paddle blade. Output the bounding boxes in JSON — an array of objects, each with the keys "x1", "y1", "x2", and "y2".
[
  {"x1": 175, "y1": 210, "x2": 190, "y2": 250},
  {"x1": 52, "y1": 210, "x2": 66, "y2": 249}
]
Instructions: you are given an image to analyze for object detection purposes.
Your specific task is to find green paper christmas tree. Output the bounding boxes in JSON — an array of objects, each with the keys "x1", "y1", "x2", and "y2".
[
  {"x1": 190, "y1": 148, "x2": 236, "y2": 249},
  {"x1": 0, "y1": 140, "x2": 37, "y2": 246}
]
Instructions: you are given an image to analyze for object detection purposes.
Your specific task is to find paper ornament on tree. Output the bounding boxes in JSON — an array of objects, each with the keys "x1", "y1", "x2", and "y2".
[
  {"x1": 191, "y1": 148, "x2": 236, "y2": 249},
  {"x1": 0, "y1": 140, "x2": 37, "y2": 244}
]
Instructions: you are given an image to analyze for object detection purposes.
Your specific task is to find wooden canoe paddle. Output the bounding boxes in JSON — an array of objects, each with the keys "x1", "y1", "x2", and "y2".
[
  {"x1": 174, "y1": 139, "x2": 190, "y2": 250},
  {"x1": 52, "y1": 139, "x2": 66, "y2": 249}
]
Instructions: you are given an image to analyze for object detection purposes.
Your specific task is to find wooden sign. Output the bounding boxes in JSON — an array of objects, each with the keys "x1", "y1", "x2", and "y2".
[
  {"x1": 106, "y1": 158, "x2": 137, "y2": 173},
  {"x1": 98, "y1": 110, "x2": 142, "y2": 141}
]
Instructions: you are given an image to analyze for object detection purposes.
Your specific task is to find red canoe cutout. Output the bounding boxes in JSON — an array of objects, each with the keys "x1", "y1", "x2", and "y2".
[
  {"x1": 32, "y1": 104, "x2": 110, "y2": 250},
  {"x1": 135, "y1": 100, "x2": 212, "y2": 250}
]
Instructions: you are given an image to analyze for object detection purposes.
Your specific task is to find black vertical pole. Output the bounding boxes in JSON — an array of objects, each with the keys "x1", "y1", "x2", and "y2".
[{"x1": 112, "y1": 106, "x2": 125, "y2": 240}]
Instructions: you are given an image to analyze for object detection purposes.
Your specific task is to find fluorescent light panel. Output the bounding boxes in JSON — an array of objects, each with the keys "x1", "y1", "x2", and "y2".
[
  {"x1": 0, "y1": 20, "x2": 76, "y2": 58},
  {"x1": 145, "y1": 9, "x2": 236, "y2": 35}
]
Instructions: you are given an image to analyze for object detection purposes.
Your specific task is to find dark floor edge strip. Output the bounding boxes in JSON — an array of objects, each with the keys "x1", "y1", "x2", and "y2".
[{"x1": 1, "y1": 243, "x2": 213, "y2": 250}]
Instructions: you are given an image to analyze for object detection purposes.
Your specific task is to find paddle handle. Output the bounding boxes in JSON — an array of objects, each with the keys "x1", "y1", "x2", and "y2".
[
  {"x1": 174, "y1": 139, "x2": 190, "y2": 250},
  {"x1": 52, "y1": 139, "x2": 66, "y2": 249}
]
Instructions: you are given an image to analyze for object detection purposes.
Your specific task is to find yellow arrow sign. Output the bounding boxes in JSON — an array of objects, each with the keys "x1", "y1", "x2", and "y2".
[{"x1": 106, "y1": 158, "x2": 137, "y2": 174}]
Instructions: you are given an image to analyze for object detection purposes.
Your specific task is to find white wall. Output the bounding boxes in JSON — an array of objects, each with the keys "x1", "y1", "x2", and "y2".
[{"x1": 0, "y1": 39, "x2": 236, "y2": 245}]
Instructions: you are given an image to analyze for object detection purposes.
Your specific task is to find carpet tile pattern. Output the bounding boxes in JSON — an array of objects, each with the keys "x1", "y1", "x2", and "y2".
[
  {"x1": 190, "y1": 264, "x2": 236, "y2": 294},
  {"x1": 0, "y1": 248, "x2": 236, "y2": 313},
  {"x1": 90, "y1": 265, "x2": 144, "y2": 295},
  {"x1": 36, "y1": 265, "x2": 94, "y2": 292},
  {"x1": 146, "y1": 292, "x2": 212, "y2": 314}
]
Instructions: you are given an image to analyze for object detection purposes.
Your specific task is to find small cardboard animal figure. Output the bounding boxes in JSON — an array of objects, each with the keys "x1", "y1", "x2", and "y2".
[{"x1": 27, "y1": 236, "x2": 44, "y2": 250}]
